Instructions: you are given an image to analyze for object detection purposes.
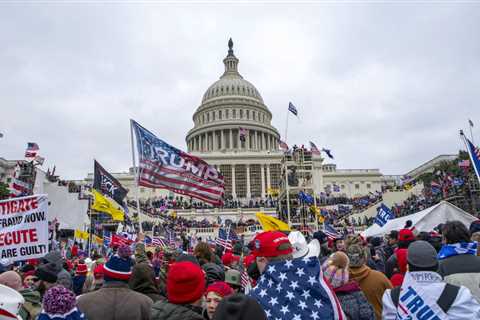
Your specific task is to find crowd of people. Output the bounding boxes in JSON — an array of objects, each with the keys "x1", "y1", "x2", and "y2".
[{"x1": 2, "y1": 218, "x2": 480, "y2": 319}]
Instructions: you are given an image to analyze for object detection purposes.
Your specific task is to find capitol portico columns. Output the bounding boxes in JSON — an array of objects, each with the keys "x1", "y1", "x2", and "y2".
[
  {"x1": 231, "y1": 165, "x2": 236, "y2": 198},
  {"x1": 266, "y1": 164, "x2": 271, "y2": 190},
  {"x1": 221, "y1": 130, "x2": 225, "y2": 150},
  {"x1": 261, "y1": 164, "x2": 266, "y2": 198},
  {"x1": 229, "y1": 129, "x2": 233, "y2": 150},
  {"x1": 246, "y1": 164, "x2": 251, "y2": 198}
]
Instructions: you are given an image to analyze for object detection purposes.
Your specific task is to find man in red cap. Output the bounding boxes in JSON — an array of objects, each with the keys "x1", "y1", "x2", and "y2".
[
  {"x1": 385, "y1": 228, "x2": 415, "y2": 282},
  {"x1": 250, "y1": 231, "x2": 293, "y2": 274}
]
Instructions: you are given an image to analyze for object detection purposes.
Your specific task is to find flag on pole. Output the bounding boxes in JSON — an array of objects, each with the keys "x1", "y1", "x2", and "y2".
[
  {"x1": 24, "y1": 142, "x2": 39, "y2": 159},
  {"x1": 322, "y1": 148, "x2": 334, "y2": 159},
  {"x1": 464, "y1": 135, "x2": 480, "y2": 184},
  {"x1": 131, "y1": 120, "x2": 225, "y2": 206},
  {"x1": 256, "y1": 212, "x2": 291, "y2": 231},
  {"x1": 215, "y1": 227, "x2": 232, "y2": 251},
  {"x1": 279, "y1": 140, "x2": 289, "y2": 151},
  {"x1": 94, "y1": 160, "x2": 128, "y2": 206},
  {"x1": 309, "y1": 141, "x2": 321, "y2": 155},
  {"x1": 288, "y1": 102, "x2": 298, "y2": 116},
  {"x1": 323, "y1": 223, "x2": 341, "y2": 240},
  {"x1": 91, "y1": 189, "x2": 125, "y2": 221},
  {"x1": 152, "y1": 236, "x2": 168, "y2": 248},
  {"x1": 103, "y1": 231, "x2": 111, "y2": 247},
  {"x1": 374, "y1": 203, "x2": 394, "y2": 227},
  {"x1": 469, "y1": 119, "x2": 474, "y2": 127}
]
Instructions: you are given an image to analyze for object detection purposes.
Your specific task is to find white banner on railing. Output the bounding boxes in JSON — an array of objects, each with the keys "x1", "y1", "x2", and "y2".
[{"x1": 0, "y1": 194, "x2": 49, "y2": 262}]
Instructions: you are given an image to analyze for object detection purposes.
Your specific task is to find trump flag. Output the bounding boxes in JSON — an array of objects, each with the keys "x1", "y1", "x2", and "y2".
[{"x1": 131, "y1": 120, "x2": 225, "y2": 206}]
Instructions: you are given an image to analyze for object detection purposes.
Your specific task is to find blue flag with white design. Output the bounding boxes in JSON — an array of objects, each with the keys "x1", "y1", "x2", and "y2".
[
  {"x1": 249, "y1": 257, "x2": 345, "y2": 320},
  {"x1": 464, "y1": 136, "x2": 480, "y2": 185},
  {"x1": 374, "y1": 203, "x2": 394, "y2": 227},
  {"x1": 288, "y1": 102, "x2": 298, "y2": 116}
]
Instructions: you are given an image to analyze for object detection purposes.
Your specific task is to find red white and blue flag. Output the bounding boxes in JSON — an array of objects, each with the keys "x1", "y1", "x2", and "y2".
[
  {"x1": 131, "y1": 120, "x2": 225, "y2": 206},
  {"x1": 309, "y1": 141, "x2": 321, "y2": 155},
  {"x1": 215, "y1": 227, "x2": 233, "y2": 251},
  {"x1": 25, "y1": 142, "x2": 39, "y2": 159}
]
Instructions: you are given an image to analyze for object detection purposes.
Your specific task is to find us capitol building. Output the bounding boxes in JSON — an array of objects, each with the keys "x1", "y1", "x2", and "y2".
[{"x1": 85, "y1": 40, "x2": 384, "y2": 207}]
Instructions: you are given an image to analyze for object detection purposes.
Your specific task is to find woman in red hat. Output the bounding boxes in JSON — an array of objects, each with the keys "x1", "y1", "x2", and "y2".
[{"x1": 204, "y1": 281, "x2": 233, "y2": 320}]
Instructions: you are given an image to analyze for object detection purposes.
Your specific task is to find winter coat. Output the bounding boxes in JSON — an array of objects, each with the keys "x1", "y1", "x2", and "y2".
[
  {"x1": 151, "y1": 299, "x2": 204, "y2": 320},
  {"x1": 129, "y1": 262, "x2": 164, "y2": 302},
  {"x1": 349, "y1": 265, "x2": 392, "y2": 320},
  {"x1": 18, "y1": 288, "x2": 41, "y2": 320},
  {"x1": 334, "y1": 281, "x2": 375, "y2": 320},
  {"x1": 438, "y1": 253, "x2": 480, "y2": 303},
  {"x1": 73, "y1": 275, "x2": 87, "y2": 295},
  {"x1": 382, "y1": 271, "x2": 480, "y2": 319},
  {"x1": 77, "y1": 281, "x2": 153, "y2": 320}
]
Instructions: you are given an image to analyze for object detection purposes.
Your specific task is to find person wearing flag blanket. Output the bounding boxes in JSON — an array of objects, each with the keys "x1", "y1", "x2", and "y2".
[
  {"x1": 437, "y1": 221, "x2": 480, "y2": 303},
  {"x1": 248, "y1": 231, "x2": 345, "y2": 320},
  {"x1": 382, "y1": 240, "x2": 480, "y2": 319}
]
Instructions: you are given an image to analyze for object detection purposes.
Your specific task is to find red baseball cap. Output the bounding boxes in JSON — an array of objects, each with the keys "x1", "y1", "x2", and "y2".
[
  {"x1": 398, "y1": 229, "x2": 415, "y2": 242},
  {"x1": 251, "y1": 231, "x2": 293, "y2": 258}
]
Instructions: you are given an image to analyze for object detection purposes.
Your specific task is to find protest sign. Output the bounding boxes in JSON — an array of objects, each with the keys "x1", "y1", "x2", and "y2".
[{"x1": 0, "y1": 194, "x2": 49, "y2": 262}]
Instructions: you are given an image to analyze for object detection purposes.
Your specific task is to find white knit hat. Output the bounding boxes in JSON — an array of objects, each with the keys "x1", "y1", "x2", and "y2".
[{"x1": 0, "y1": 284, "x2": 24, "y2": 320}]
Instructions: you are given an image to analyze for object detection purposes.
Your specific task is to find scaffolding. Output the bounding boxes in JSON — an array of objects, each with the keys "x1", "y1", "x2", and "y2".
[{"x1": 278, "y1": 148, "x2": 319, "y2": 232}]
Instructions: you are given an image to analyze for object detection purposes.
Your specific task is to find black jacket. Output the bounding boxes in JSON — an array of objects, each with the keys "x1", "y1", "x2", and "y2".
[{"x1": 151, "y1": 300, "x2": 204, "y2": 320}]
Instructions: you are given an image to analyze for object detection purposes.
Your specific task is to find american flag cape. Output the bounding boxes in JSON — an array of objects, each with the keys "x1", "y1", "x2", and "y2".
[
  {"x1": 249, "y1": 257, "x2": 345, "y2": 320},
  {"x1": 131, "y1": 120, "x2": 225, "y2": 206},
  {"x1": 309, "y1": 141, "x2": 321, "y2": 155}
]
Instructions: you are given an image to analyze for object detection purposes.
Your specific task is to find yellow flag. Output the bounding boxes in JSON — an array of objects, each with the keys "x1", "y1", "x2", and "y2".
[
  {"x1": 256, "y1": 212, "x2": 291, "y2": 231},
  {"x1": 91, "y1": 189, "x2": 125, "y2": 221},
  {"x1": 74, "y1": 230, "x2": 89, "y2": 240},
  {"x1": 94, "y1": 235, "x2": 103, "y2": 245}
]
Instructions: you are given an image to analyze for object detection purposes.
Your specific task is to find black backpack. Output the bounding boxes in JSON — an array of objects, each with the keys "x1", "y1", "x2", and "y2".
[{"x1": 390, "y1": 283, "x2": 460, "y2": 314}]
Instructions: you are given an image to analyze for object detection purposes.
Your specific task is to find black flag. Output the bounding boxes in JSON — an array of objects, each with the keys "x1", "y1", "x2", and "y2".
[{"x1": 93, "y1": 160, "x2": 128, "y2": 205}]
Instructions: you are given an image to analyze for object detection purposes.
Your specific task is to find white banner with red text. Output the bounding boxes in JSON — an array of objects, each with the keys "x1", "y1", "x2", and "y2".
[{"x1": 0, "y1": 194, "x2": 49, "y2": 262}]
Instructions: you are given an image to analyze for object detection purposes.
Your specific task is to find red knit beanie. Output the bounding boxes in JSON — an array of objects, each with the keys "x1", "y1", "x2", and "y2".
[
  {"x1": 206, "y1": 281, "x2": 233, "y2": 298},
  {"x1": 167, "y1": 261, "x2": 206, "y2": 304}
]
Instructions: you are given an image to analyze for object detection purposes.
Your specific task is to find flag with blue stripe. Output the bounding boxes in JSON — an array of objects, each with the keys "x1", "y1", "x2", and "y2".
[
  {"x1": 374, "y1": 203, "x2": 394, "y2": 227},
  {"x1": 465, "y1": 136, "x2": 480, "y2": 184},
  {"x1": 103, "y1": 231, "x2": 111, "y2": 247},
  {"x1": 288, "y1": 102, "x2": 298, "y2": 116}
]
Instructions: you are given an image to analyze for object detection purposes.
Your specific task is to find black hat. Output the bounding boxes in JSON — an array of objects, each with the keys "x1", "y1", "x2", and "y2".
[
  {"x1": 213, "y1": 293, "x2": 267, "y2": 320},
  {"x1": 35, "y1": 263, "x2": 58, "y2": 283}
]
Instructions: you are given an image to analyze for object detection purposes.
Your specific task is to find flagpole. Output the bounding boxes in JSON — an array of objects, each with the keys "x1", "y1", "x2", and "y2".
[
  {"x1": 283, "y1": 105, "x2": 292, "y2": 226},
  {"x1": 469, "y1": 121, "x2": 475, "y2": 145},
  {"x1": 130, "y1": 120, "x2": 143, "y2": 233}
]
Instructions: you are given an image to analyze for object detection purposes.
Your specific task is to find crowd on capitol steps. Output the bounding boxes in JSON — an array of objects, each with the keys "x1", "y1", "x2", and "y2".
[{"x1": 2, "y1": 217, "x2": 480, "y2": 320}]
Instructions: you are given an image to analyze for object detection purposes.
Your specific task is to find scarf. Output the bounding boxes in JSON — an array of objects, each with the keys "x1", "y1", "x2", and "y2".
[{"x1": 437, "y1": 242, "x2": 477, "y2": 260}]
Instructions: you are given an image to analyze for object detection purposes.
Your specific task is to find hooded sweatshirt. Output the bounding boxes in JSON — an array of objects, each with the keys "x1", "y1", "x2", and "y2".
[
  {"x1": 129, "y1": 263, "x2": 163, "y2": 302},
  {"x1": 42, "y1": 251, "x2": 72, "y2": 289},
  {"x1": 349, "y1": 265, "x2": 392, "y2": 320}
]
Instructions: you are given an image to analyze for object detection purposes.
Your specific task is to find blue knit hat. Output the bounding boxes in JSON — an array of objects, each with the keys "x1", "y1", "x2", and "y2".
[{"x1": 103, "y1": 245, "x2": 133, "y2": 281}]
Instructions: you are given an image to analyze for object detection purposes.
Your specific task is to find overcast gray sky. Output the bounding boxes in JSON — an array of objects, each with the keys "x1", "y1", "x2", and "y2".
[{"x1": 1, "y1": 2, "x2": 479, "y2": 179}]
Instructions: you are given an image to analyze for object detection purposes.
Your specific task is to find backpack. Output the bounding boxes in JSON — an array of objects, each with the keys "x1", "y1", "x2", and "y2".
[{"x1": 390, "y1": 283, "x2": 460, "y2": 314}]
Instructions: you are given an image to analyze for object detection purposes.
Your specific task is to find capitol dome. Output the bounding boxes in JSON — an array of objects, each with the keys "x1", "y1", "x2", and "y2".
[{"x1": 186, "y1": 39, "x2": 280, "y2": 154}]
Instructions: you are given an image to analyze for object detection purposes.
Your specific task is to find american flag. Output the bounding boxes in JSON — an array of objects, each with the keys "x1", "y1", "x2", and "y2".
[
  {"x1": 309, "y1": 141, "x2": 321, "y2": 155},
  {"x1": 288, "y1": 102, "x2": 298, "y2": 116},
  {"x1": 103, "y1": 231, "x2": 111, "y2": 247},
  {"x1": 152, "y1": 236, "x2": 167, "y2": 248},
  {"x1": 25, "y1": 142, "x2": 39, "y2": 159},
  {"x1": 216, "y1": 227, "x2": 232, "y2": 251},
  {"x1": 458, "y1": 159, "x2": 470, "y2": 168},
  {"x1": 323, "y1": 223, "x2": 341, "y2": 240},
  {"x1": 249, "y1": 257, "x2": 345, "y2": 319},
  {"x1": 131, "y1": 120, "x2": 225, "y2": 206},
  {"x1": 279, "y1": 140, "x2": 289, "y2": 152},
  {"x1": 241, "y1": 269, "x2": 252, "y2": 293}
]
